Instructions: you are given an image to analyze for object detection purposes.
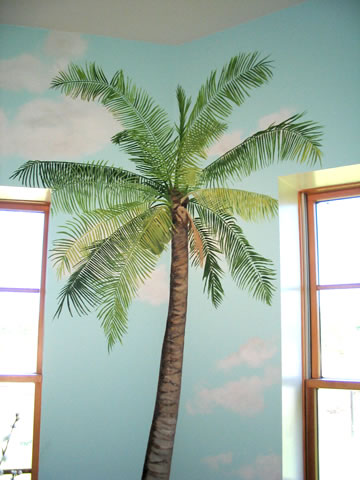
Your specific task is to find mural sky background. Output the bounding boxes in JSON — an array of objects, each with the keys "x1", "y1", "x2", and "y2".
[{"x1": 0, "y1": 0, "x2": 359, "y2": 478}]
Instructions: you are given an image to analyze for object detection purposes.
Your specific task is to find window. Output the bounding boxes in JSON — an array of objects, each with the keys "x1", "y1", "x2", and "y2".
[
  {"x1": 302, "y1": 186, "x2": 360, "y2": 480},
  {"x1": 0, "y1": 191, "x2": 50, "y2": 480}
]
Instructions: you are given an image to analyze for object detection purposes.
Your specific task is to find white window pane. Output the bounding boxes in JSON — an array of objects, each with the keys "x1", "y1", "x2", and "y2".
[
  {"x1": 319, "y1": 289, "x2": 360, "y2": 380},
  {"x1": 0, "y1": 210, "x2": 45, "y2": 289},
  {"x1": 316, "y1": 197, "x2": 360, "y2": 285},
  {"x1": 318, "y1": 389, "x2": 360, "y2": 480},
  {"x1": 0, "y1": 292, "x2": 40, "y2": 374},
  {"x1": 0, "y1": 383, "x2": 35, "y2": 470}
]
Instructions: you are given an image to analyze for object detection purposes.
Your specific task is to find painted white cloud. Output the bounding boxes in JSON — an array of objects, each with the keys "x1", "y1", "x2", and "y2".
[
  {"x1": 207, "y1": 130, "x2": 244, "y2": 157},
  {"x1": 217, "y1": 337, "x2": 277, "y2": 371},
  {"x1": 0, "y1": 31, "x2": 87, "y2": 94},
  {"x1": 236, "y1": 454, "x2": 281, "y2": 480},
  {"x1": 187, "y1": 378, "x2": 261, "y2": 416},
  {"x1": 137, "y1": 265, "x2": 169, "y2": 306},
  {"x1": 0, "y1": 54, "x2": 51, "y2": 93},
  {"x1": 258, "y1": 108, "x2": 294, "y2": 131},
  {"x1": 186, "y1": 366, "x2": 280, "y2": 416},
  {"x1": 0, "y1": 98, "x2": 120, "y2": 160},
  {"x1": 44, "y1": 31, "x2": 87, "y2": 59},
  {"x1": 202, "y1": 452, "x2": 233, "y2": 470}
]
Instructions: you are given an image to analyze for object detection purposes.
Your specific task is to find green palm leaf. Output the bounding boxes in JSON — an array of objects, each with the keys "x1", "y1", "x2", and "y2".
[
  {"x1": 189, "y1": 218, "x2": 225, "y2": 308},
  {"x1": 11, "y1": 160, "x2": 160, "y2": 213},
  {"x1": 54, "y1": 209, "x2": 149, "y2": 319},
  {"x1": 51, "y1": 201, "x2": 150, "y2": 278},
  {"x1": 111, "y1": 128, "x2": 176, "y2": 182},
  {"x1": 191, "y1": 201, "x2": 275, "y2": 305},
  {"x1": 139, "y1": 204, "x2": 173, "y2": 255},
  {"x1": 179, "y1": 53, "x2": 273, "y2": 165},
  {"x1": 55, "y1": 206, "x2": 172, "y2": 349},
  {"x1": 174, "y1": 86, "x2": 195, "y2": 186},
  {"x1": 51, "y1": 63, "x2": 174, "y2": 181},
  {"x1": 188, "y1": 53, "x2": 273, "y2": 125},
  {"x1": 96, "y1": 206, "x2": 172, "y2": 349},
  {"x1": 190, "y1": 188, "x2": 278, "y2": 221},
  {"x1": 174, "y1": 53, "x2": 273, "y2": 185},
  {"x1": 202, "y1": 113, "x2": 322, "y2": 186},
  {"x1": 175, "y1": 118, "x2": 227, "y2": 188}
]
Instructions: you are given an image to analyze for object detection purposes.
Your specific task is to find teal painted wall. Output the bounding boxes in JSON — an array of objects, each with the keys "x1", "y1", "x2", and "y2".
[{"x1": 0, "y1": 0, "x2": 359, "y2": 478}]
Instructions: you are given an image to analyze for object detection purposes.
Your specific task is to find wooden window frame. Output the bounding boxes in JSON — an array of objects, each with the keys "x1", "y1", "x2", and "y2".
[
  {"x1": 300, "y1": 185, "x2": 360, "y2": 480},
  {"x1": 0, "y1": 200, "x2": 50, "y2": 480}
]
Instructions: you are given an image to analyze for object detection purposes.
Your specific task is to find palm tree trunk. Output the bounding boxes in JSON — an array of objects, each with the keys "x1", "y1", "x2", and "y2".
[{"x1": 142, "y1": 203, "x2": 189, "y2": 480}]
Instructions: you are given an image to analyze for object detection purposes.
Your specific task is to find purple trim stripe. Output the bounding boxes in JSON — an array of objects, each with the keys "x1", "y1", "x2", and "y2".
[{"x1": 0, "y1": 287, "x2": 40, "y2": 293}]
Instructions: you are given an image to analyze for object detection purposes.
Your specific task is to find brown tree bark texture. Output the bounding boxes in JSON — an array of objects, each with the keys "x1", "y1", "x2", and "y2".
[{"x1": 142, "y1": 205, "x2": 189, "y2": 480}]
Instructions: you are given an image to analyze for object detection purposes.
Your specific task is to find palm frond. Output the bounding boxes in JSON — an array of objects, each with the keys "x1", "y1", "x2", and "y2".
[
  {"x1": 96, "y1": 206, "x2": 172, "y2": 349},
  {"x1": 190, "y1": 201, "x2": 275, "y2": 305},
  {"x1": 174, "y1": 85, "x2": 193, "y2": 185},
  {"x1": 175, "y1": 162, "x2": 204, "y2": 193},
  {"x1": 183, "y1": 117, "x2": 228, "y2": 158},
  {"x1": 111, "y1": 128, "x2": 175, "y2": 182},
  {"x1": 139, "y1": 204, "x2": 173, "y2": 255},
  {"x1": 55, "y1": 206, "x2": 170, "y2": 348},
  {"x1": 175, "y1": 118, "x2": 228, "y2": 187},
  {"x1": 178, "y1": 53, "x2": 272, "y2": 164},
  {"x1": 51, "y1": 63, "x2": 174, "y2": 181},
  {"x1": 190, "y1": 188, "x2": 278, "y2": 221},
  {"x1": 51, "y1": 201, "x2": 149, "y2": 278},
  {"x1": 188, "y1": 53, "x2": 273, "y2": 126},
  {"x1": 189, "y1": 218, "x2": 225, "y2": 308},
  {"x1": 186, "y1": 210, "x2": 204, "y2": 267},
  {"x1": 54, "y1": 209, "x2": 149, "y2": 318},
  {"x1": 202, "y1": 113, "x2": 322, "y2": 186},
  {"x1": 54, "y1": 241, "x2": 111, "y2": 319},
  {"x1": 175, "y1": 86, "x2": 192, "y2": 140},
  {"x1": 175, "y1": 53, "x2": 272, "y2": 181},
  {"x1": 11, "y1": 160, "x2": 160, "y2": 213}
]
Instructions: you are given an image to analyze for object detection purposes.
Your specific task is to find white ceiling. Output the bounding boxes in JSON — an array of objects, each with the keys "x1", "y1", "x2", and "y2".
[{"x1": 0, "y1": 0, "x2": 305, "y2": 45}]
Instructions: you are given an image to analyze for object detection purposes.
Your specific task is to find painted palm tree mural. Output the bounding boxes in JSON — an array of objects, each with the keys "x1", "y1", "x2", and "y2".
[{"x1": 12, "y1": 52, "x2": 322, "y2": 479}]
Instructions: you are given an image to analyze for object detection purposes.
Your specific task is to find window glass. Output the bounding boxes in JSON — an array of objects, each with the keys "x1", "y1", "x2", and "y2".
[
  {"x1": 0, "y1": 383, "x2": 35, "y2": 471},
  {"x1": 319, "y1": 289, "x2": 360, "y2": 380},
  {"x1": 316, "y1": 197, "x2": 360, "y2": 285},
  {"x1": 0, "y1": 292, "x2": 41, "y2": 374},
  {"x1": 0, "y1": 210, "x2": 45, "y2": 289},
  {"x1": 318, "y1": 389, "x2": 360, "y2": 480}
]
